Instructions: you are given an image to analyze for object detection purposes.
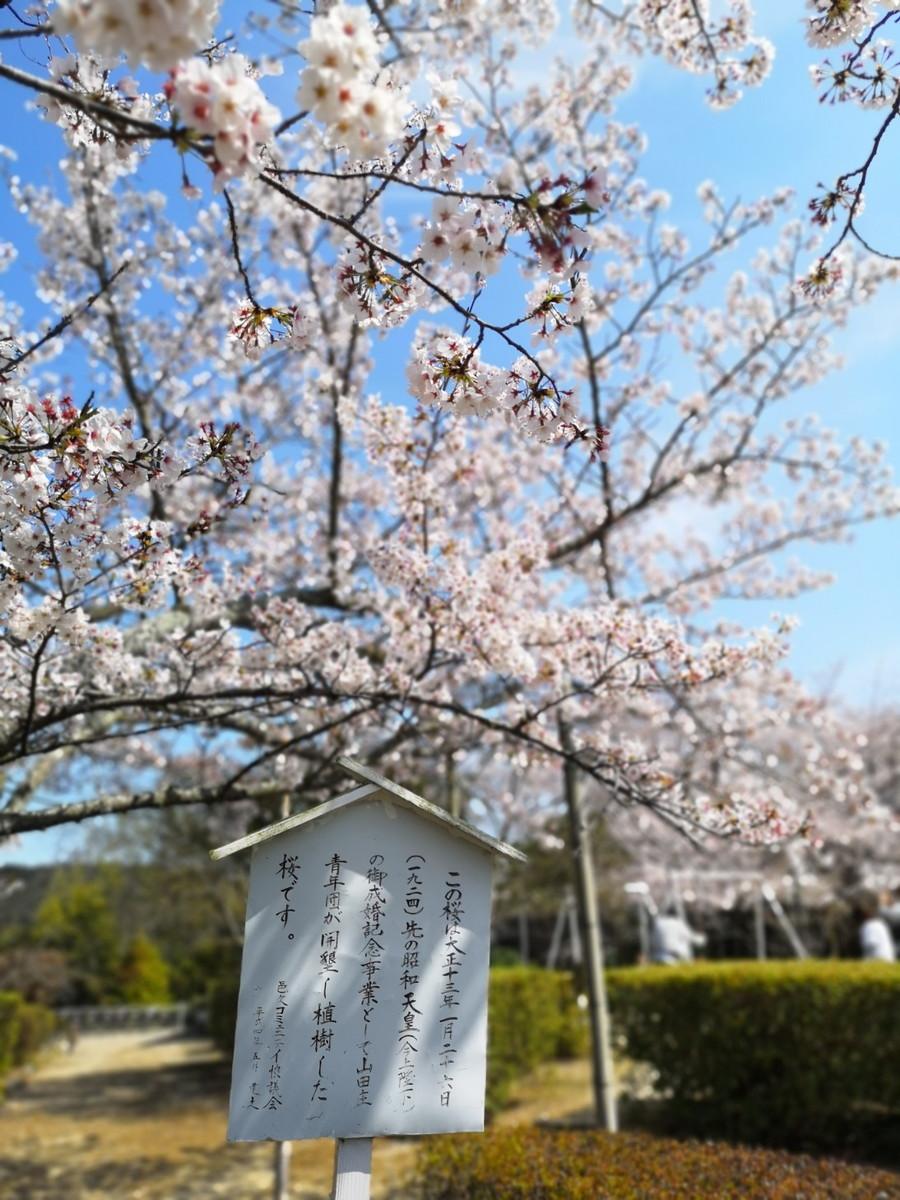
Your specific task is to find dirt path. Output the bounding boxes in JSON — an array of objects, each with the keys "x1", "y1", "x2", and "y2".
[
  {"x1": 0, "y1": 1031, "x2": 592, "y2": 1199},
  {"x1": 0, "y1": 1030, "x2": 419, "y2": 1199}
]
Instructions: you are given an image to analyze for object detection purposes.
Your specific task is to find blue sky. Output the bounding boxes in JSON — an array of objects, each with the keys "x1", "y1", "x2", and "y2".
[{"x1": 1, "y1": 2, "x2": 898, "y2": 865}]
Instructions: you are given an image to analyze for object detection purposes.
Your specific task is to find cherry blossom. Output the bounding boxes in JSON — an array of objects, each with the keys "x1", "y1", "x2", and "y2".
[
  {"x1": 806, "y1": 0, "x2": 881, "y2": 49},
  {"x1": 53, "y1": 0, "x2": 221, "y2": 71},
  {"x1": 37, "y1": 55, "x2": 155, "y2": 160},
  {"x1": 165, "y1": 54, "x2": 281, "y2": 186},
  {"x1": 576, "y1": 0, "x2": 774, "y2": 109},
  {"x1": 297, "y1": 3, "x2": 409, "y2": 160}
]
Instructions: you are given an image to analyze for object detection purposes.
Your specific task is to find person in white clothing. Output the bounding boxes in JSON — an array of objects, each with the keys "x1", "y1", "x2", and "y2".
[
  {"x1": 649, "y1": 909, "x2": 707, "y2": 965},
  {"x1": 857, "y1": 892, "x2": 896, "y2": 962}
]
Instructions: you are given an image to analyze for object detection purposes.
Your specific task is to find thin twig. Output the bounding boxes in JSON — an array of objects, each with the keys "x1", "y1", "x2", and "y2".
[
  {"x1": 224, "y1": 189, "x2": 259, "y2": 306},
  {"x1": 0, "y1": 261, "x2": 131, "y2": 380}
]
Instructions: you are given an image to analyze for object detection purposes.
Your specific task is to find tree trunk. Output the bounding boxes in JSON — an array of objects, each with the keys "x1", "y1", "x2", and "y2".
[{"x1": 561, "y1": 735, "x2": 618, "y2": 1131}]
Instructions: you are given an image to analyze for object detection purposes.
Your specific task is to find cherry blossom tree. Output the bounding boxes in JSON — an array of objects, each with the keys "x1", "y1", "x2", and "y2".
[{"x1": 0, "y1": 0, "x2": 897, "y2": 856}]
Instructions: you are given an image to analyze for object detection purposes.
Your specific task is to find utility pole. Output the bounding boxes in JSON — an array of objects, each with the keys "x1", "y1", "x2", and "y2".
[{"x1": 560, "y1": 725, "x2": 618, "y2": 1132}]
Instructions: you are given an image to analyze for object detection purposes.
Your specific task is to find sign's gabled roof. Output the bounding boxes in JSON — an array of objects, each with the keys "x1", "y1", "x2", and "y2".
[{"x1": 209, "y1": 757, "x2": 527, "y2": 863}]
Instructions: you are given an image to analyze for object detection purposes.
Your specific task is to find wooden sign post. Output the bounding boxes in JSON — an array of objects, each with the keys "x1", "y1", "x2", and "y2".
[{"x1": 211, "y1": 757, "x2": 525, "y2": 1199}]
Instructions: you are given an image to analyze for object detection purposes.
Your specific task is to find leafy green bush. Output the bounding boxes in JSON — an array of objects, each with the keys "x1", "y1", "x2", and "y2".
[
  {"x1": 12, "y1": 1002, "x2": 57, "y2": 1067},
  {"x1": 116, "y1": 934, "x2": 171, "y2": 1004},
  {"x1": 0, "y1": 992, "x2": 22, "y2": 1087},
  {"x1": 414, "y1": 1128, "x2": 900, "y2": 1199},
  {"x1": 607, "y1": 960, "x2": 900, "y2": 1144},
  {"x1": 487, "y1": 967, "x2": 588, "y2": 1116}
]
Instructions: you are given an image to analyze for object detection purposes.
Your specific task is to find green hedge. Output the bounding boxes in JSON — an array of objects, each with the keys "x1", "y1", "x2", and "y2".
[
  {"x1": 414, "y1": 1128, "x2": 900, "y2": 1199},
  {"x1": 0, "y1": 992, "x2": 22, "y2": 1087},
  {"x1": 607, "y1": 960, "x2": 900, "y2": 1145},
  {"x1": 487, "y1": 967, "x2": 588, "y2": 1116}
]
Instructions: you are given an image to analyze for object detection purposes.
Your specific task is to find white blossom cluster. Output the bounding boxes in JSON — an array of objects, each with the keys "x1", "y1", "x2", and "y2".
[
  {"x1": 38, "y1": 55, "x2": 154, "y2": 161},
  {"x1": 423, "y1": 0, "x2": 559, "y2": 47},
  {"x1": 336, "y1": 244, "x2": 423, "y2": 328},
  {"x1": 0, "y1": 385, "x2": 172, "y2": 507},
  {"x1": 297, "y1": 3, "x2": 409, "y2": 160},
  {"x1": 420, "y1": 197, "x2": 505, "y2": 277},
  {"x1": 53, "y1": 0, "x2": 221, "y2": 70},
  {"x1": 810, "y1": 41, "x2": 899, "y2": 109},
  {"x1": 805, "y1": 0, "x2": 884, "y2": 48},
  {"x1": 578, "y1": 0, "x2": 774, "y2": 110},
  {"x1": 525, "y1": 276, "x2": 595, "y2": 342},
  {"x1": 405, "y1": 329, "x2": 597, "y2": 449},
  {"x1": 806, "y1": 3, "x2": 900, "y2": 118},
  {"x1": 406, "y1": 331, "x2": 506, "y2": 418},
  {"x1": 0, "y1": 382, "x2": 180, "y2": 604},
  {"x1": 165, "y1": 55, "x2": 281, "y2": 185},
  {"x1": 419, "y1": 73, "x2": 463, "y2": 155}
]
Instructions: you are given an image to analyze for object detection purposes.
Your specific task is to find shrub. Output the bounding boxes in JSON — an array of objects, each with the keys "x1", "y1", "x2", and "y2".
[
  {"x1": 0, "y1": 992, "x2": 22, "y2": 1093},
  {"x1": 12, "y1": 1002, "x2": 57, "y2": 1067},
  {"x1": 116, "y1": 934, "x2": 171, "y2": 1004},
  {"x1": 486, "y1": 967, "x2": 588, "y2": 1116},
  {"x1": 607, "y1": 960, "x2": 900, "y2": 1145},
  {"x1": 414, "y1": 1128, "x2": 900, "y2": 1199}
]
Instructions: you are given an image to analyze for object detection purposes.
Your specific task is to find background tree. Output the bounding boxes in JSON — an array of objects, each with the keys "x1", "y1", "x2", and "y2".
[
  {"x1": 116, "y1": 933, "x2": 171, "y2": 1005},
  {"x1": 32, "y1": 872, "x2": 121, "y2": 1002},
  {"x1": 0, "y1": 947, "x2": 72, "y2": 1006}
]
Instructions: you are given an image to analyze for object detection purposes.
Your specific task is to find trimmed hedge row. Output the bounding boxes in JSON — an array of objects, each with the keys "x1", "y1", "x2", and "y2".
[
  {"x1": 414, "y1": 1128, "x2": 900, "y2": 1199},
  {"x1": 607, "y1": 960, "x2": 900, "y2": 1144},
  {"x1": 486, "y1": 967, "x2": 588, "y2": 1115}
]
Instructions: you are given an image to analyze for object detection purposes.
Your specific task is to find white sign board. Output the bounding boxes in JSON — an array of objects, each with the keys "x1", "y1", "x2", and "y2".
[{"x1": 226, "y1": 793, "x2": 494, "y2": 1141}]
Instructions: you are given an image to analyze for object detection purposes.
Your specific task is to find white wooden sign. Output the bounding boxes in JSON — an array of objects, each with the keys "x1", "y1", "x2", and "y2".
[{"x1": 212, "y1": 762, "x2": 524, "y2": 1146}]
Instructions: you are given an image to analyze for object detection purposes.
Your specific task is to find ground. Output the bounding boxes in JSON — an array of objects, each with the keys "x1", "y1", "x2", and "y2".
[{"x1": 0, "y1": 1030, "x2": 594, "y2": 1199}]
